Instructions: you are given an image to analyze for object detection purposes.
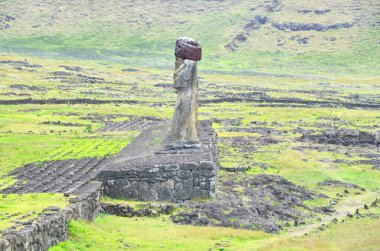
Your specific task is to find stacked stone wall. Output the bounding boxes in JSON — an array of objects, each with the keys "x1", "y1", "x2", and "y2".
[
  {"x1": 0, "y1": 183, "x2": 102, "y2": 251},
  {"x1": 101, "y1": 160, "x2": 218, "y2": 202}
]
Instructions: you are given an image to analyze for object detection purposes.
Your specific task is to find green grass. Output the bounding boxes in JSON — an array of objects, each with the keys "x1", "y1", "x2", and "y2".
[
  {"x1": 51, "y1": 207, "x2": 380, "y2": 251},
  {"x1": 0, "y1": 132, "x2": 139, "y2": 177},
  {"x1": 0, "y1": 100, "x2": 170, "y2": 176},
  {"x1": 0, "y1": 193, "x2": 69, "y2": 230},
  {"x1": 51, "y1": 214, "x2": 271, "y2": 251},
  {"x1": 0, "y1": 134, "x2": 71, "y2": 176},
  {"x1": 259, "y1": 206, "x2": 380, "y2": 251},
  {"x1": 39, "y1": 133, "x2": 139, "y2": 161}
]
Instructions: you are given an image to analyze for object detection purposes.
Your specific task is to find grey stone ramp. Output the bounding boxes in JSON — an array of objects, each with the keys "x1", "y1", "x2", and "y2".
[
  {"x1": 102, "y1": 120, "x2": 217, "y2": 169},
  {"x1": 0, "y1": 117, "x2": 158, "y2": 195},
  {"x1": 97, "y1": 119, "x2": 158, "y2": 132},
  {"x1": 0, "y1": 158, "x2": 105, "y2": 194}
]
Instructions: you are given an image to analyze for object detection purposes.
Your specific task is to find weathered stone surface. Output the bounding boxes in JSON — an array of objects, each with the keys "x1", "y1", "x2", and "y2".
[
  {"x1": 157, "y1": 187, "x2": 174, "y2": 201},
  {"x1": 272, "y1": 22, "x2": 353, "y2": 31},
  {"x1": 172, "y1": 174, "x2": 323, "y2": 233},
  {"x1": 177, "y1": 170, "x2": 192, "y2": 179},
  {"x1": 162, "y1": 179, "x2": 175, "y2": 190},
  {"x1": 101, "y1": 202, "x2": 176, "y2": 218},
  {"x1": 318, "y1": 180, "x2": 365, "y2": 190},
  {"x1": 140, "y1": 188, "x2": 158, "y2": 201},
  {"x1": 190, "y1": 187, "x2": 209, "y2": 199},
  {"x1": 175, "y1": 38, "x2": 202, "y2": 61},
  {"x1": 301, "y1": 129, "x2": 378, "y2": 145},
  {"x1": 171, "y1": 57, "x2": 199, "y2": 146}
]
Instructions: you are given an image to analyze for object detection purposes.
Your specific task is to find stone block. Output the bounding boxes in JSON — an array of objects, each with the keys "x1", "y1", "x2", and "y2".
[
  {"x1": 138, "y1": 182, "x2": 158, "y2": 201},
  {"x1": 164, "y1": 164, "x2": 180, "y2": 171},
  {"x1": 163, "y1": 170, "x2": 176, "y2": 178},
  {"x1": 199, "y1": 181, "x2": 210, "y2": 190},
  {"x1": 193, "y1": 177, "x2": 200, "y2": 187},
  {"x1": 162, "y1": 179, "x2": 175, "y2": 190},
  {"x1": 358, "y1": 131, "x2": 375, "y2": 143},
  {"x1": 138, "y1": 171, "x2": 157, "y2": 178},
  {"x1": 177, "y1": 170, "x2": 192, "y2": 179},
  {"x1": 190, "y1": 187, "x2": 209, "y2": 199},
  {"x1": 115, "y1": 179, "x2": 130, "y2": 188},
  {"x1": 183, "y1": 180, "x2": 193, "y2": 195},
  {"x1": 122, "y1": 181, "x2": 138, "y2": 198},
  {"x1": 200, "y1": 161, "x2": 214, "y2": 170},
  {"x1": 139, "y1": 189, "x2": 158, "y2": 201},
  {"x1": 181, "y1": 162, "x2": 198, "y2": 170},
  {"x1": 158, "y1": 187, "x2": 174, "y2": 201},
  {"x1": 148, "y1": 167, "x2": 159, "y2": 172}
]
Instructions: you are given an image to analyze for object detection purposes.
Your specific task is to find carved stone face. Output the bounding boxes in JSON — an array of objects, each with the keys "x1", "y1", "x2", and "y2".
[
  {"x1": 173, "y1": 59, "x2": 196, "y2": 89},
  {"x1": 175, "y1": 37, "x2": 202, "y2": 61}
]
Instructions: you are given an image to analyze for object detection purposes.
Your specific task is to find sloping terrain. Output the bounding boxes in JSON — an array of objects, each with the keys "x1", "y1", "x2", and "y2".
[
  {"x1": 0, "y1": 0, "x2": 379, "y2": 250},
  {"x1": 1, "y1": 55, "x2": 379, "y2": 250},
  {"x1": 0, "y1": 0, "x2": 379, "y2": 75}
]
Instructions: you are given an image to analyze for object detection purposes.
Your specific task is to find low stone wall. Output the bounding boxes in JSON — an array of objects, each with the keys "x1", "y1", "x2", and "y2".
[
  {"x1": 101, "y1": 161, "x2": 218, "y2": 202},
  {"x1": 301, "y1": 129, "x2": 380, "y2": 145},
  {"x1": 100, "y1": 202, "x2": 175, "y2": 217},
  {"x1": 0, "y1": 182, "x2": 102, "y2": 251}
]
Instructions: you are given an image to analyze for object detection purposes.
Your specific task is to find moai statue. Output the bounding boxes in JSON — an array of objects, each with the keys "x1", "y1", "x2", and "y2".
[{"x1": 171, "y1": 38, "x2": 202, "y2": 148}]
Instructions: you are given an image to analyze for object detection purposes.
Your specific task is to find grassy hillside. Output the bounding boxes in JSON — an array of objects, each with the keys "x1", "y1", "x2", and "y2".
[{"x1": 0, "y1": 0, "x2": 379, "y2": 75}]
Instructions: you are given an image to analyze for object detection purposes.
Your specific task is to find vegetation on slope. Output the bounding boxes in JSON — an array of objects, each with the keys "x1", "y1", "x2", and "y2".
[{"x1": 0, "y1": 0, "x2": 379, "y2": 75}]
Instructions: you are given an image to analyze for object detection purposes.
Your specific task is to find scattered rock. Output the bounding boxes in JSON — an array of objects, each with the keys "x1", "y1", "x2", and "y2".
[
  {"x1": 318, "y1": 180, "x2": 365, "y2": 191},
  {"x1": 60, "y1": 65, "x2": 82, "y2": 72},
  {"x1": 272, "y1": 22, "x2": 353, "y2": 32},
  {"x1": 122, "y1": 68, "x2": 139, "y2": 72},
  {"x1": 10, "y1": 84, "x2": 45, "y2": 91},
  {"x1": 101, "y1": 202, "x2": 175, "y2": 217},
  {"x1": 171, "y1": 174, "x2": 322, "y2": 233},
  {"x1": 0, "y1": 60, "x2": 42, "y2": 68},
  {"x1": 225, "y1": 15, "x2": 268, "y2": 51}
]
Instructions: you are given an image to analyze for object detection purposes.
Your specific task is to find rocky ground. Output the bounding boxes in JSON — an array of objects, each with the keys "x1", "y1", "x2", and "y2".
[{"x1": 172, "y1": 174, "x2": 322, "y2": 233}]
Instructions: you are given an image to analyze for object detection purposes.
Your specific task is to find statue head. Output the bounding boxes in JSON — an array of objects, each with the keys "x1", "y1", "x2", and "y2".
[{"x1": 175, "y1": 38, "x2": 202, "y2": 61}]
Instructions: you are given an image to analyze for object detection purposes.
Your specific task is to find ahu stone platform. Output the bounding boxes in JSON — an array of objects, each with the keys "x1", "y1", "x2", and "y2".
[{"x1": 100, "y1": 120, "x2": 219, "y2": 202}]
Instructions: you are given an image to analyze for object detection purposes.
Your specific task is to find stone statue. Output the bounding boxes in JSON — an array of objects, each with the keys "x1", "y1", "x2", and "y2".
[{"x1": 171, "y1": 38, "x2": 202, "y2": 148}]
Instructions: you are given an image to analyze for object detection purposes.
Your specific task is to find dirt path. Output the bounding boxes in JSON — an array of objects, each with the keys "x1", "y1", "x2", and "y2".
[{"x1": 289, "y1": 191, "x2": 379, "y2": 237}]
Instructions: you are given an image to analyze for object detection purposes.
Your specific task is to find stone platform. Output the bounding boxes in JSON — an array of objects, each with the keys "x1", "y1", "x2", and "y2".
[
  {"x1": 100, "y1": 120, "x2": 219, "y2": 202},
  {"x1": 0, "y1": 120, "x2": 218, "y2": 250}
]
